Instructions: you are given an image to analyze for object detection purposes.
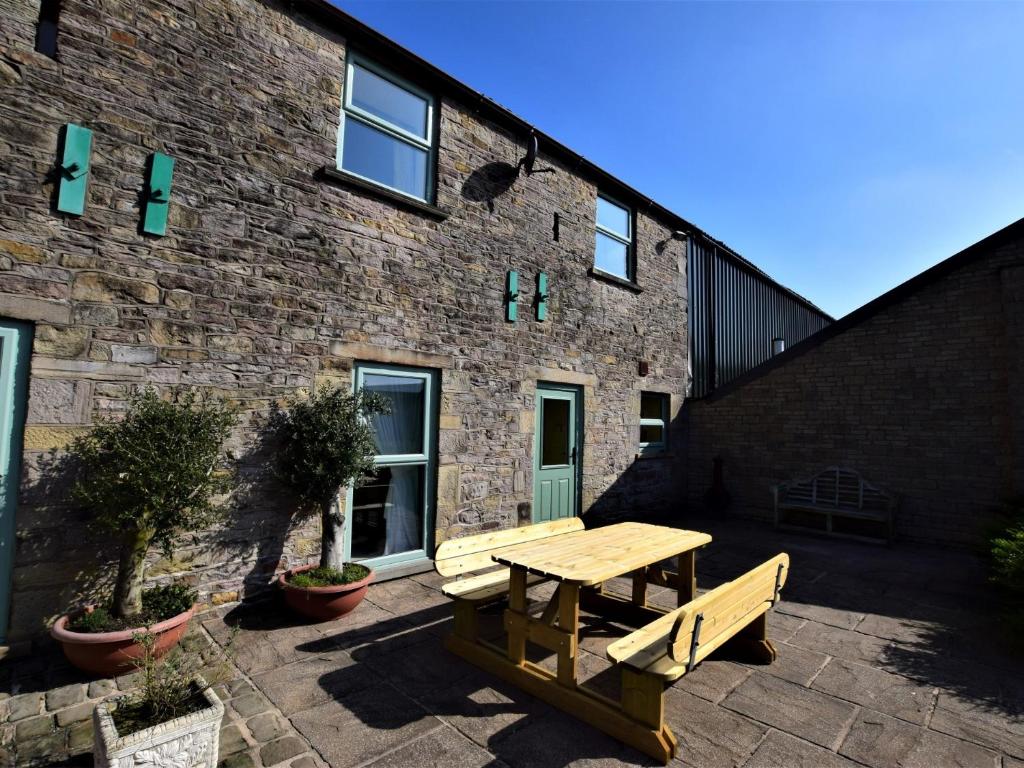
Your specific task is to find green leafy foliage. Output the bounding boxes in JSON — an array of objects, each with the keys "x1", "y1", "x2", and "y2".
[
  {"x1": 287, "y1": 564, "x2": 371, "y2": 588},
  {"x1": 270, "y1": 386, "x2": 387, "y2": 511},
  {"x1": 68, "y1": 584, "x2": 198, "y2": 634},
  {"x1": 67, "y1": 388, "x2": 236, "y2": 616},
  {"x1": 990, "y1": 499, "x2": 1024, "y2": 594},
  {"x1": 112, "y1": 631, "x2": 234, "y2": 736},
  {"x1": 70, "y1": 389, "x2": 237, "y2": 554}
]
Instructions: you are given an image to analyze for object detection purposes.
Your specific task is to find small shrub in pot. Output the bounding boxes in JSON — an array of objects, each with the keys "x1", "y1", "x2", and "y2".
[
  {"x1": 51, "y1": 388, "x2": 237, "y2": 674},
  {"x1": 270, "y1": 385, "x2": 387, "y2": 619},
  {"x1": 93, "y1": 631, "x2": 231, "y2": 768}
]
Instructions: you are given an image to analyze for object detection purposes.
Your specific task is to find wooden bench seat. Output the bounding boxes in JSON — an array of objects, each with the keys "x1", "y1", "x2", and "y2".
[
  {"x1": 602, "y1": 552, "x2": 789, "y2": 761},
  {"x1": 773, "y1": 466, "x2": 895, "y2": 541},
  {"x1": 607, "y1": 553, "x2": 789, "y2": 682},
  {"x1": 435, "y1": 517, "x2": 586, "y2": 645},
  {"x1": 440, "y1": 568, "x2": 548, "y2": 602},
  {"x1": 435, "y1": 517, "x2": 585, "y2": 605}
]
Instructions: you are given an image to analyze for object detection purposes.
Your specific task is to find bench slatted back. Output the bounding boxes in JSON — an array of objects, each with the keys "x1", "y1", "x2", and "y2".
[
  {"x1": 667, "y1": 553, "x2": 789, "y2": 666},
  {"x1": 781, "y1": 467, "x2": 892, "y2": 512},
  {"x1": 434, "y1": 517, "x2": 585, "y2": 577}
]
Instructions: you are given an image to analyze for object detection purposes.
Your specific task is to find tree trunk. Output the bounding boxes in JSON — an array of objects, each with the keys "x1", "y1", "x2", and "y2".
[
  {"x1": 319, "y1": 491, "x2": 345, "y2": 570},
  {"x1": 112, "y1": 525, "x2": 154, "y2": 618}
]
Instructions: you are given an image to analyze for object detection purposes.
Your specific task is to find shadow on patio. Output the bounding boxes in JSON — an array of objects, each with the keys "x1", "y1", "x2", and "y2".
[{"x1": 203, "y1": 516, "x2": 1024, "y2": 767}]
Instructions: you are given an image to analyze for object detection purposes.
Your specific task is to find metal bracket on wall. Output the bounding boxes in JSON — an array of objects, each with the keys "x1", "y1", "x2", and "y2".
[
  {"x1": 142, "y1": 152, "x2": 175, "y2": 236},
  {"x1": 56, "y1": 123, "x2": 93, "y2": 215},
  {"x1": 506, "y1": 270, "x2": 519, "y2": 322},
  {"x1": 536, "y1": 272, "x2": 549, "y2": 321}
]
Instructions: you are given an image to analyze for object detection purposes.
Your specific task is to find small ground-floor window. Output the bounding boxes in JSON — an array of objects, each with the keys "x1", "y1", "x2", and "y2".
[
  {"x1": 347, "y1": 363, "x2": 438, "y2": 571},
  {"x1": 639, "y1": 391, "x2": 669, "y2": 455}
]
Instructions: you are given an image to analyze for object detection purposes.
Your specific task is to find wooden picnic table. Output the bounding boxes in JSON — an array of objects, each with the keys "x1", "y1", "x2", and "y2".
[{"x1": 444, "y1": 521, "x2": 712, "y2": 761}]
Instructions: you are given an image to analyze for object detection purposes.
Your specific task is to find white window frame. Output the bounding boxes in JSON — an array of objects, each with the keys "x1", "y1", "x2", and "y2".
[
  {"x1": 639, "y1": 391, "x2": 669, "y2": 455},
  {"x1": 594, "y1": 193, "x2": 635, "y2": 281},
  {"x1": 336, "y1": 53, "x2": 437, "y2": 203}
]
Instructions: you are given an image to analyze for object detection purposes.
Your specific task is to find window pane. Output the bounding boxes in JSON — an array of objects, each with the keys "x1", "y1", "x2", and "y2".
[
  {"x1": 341, "y1": 119, "x2": 428, "y2": 199},
  {"x1": 594, "y1": 231, "x2": 629, "y2": 279},
  {"x1": 541, "y1": 398, "x2": 571, "y2": 466},
  {"x1": 640, "y1": 424, "x2": 664, "y2": 445},
  {"x1": 351, "y1": 62, "x2": 428, "y2": 138},
  {"x1": 641, "y1": 393, "x2": 665, "y2": 420},
  {"x1": 363, "y1": 373, "x2": 425, "y2": 455},
  {"x1": 351, "y1": 464, "x2": 425, "y2": 558},
  {"x1": 597, "y1": 196, "x2": 630, "y2": 237}
]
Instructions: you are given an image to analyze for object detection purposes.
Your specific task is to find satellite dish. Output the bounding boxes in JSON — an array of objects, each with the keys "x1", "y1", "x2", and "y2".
[
  {"x1": 522, "y1": 134, "x2": 538, "y2": 175},
  {"x1": 517, "y1": 133, "x2": 556, "y2": 176}
]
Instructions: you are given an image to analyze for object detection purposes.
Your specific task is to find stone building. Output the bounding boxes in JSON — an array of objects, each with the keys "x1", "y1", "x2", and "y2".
[
  {"x1": 0, "y1": 0, "x2": 831, "y2": 653},
  {"x1": 683, "y1": 218, "x2": 1024, "y2": 546}
]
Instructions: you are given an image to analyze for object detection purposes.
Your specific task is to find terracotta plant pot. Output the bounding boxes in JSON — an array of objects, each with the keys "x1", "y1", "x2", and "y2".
[
  {"x1": 51, "y1": 604, "x2": 194, "y2": 677},
  {"x1": 279, "y1": 564, "x2": 374, "y2": 622}
]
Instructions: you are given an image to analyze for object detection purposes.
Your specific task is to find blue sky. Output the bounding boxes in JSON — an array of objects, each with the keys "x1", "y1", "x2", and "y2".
[{"x1": 338, "y1": 1, "x2": 1024, "y2": 318}]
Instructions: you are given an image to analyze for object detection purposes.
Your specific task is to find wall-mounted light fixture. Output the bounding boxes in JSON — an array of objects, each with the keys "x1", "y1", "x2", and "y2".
[{"x1": 772, "y1": 338, "x2": 786, "y2": 356}]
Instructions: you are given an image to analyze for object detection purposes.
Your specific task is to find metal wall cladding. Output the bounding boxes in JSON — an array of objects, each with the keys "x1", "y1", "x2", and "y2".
[{"x1": 688, "y1": 237, "x2": 832, "y2": 398}]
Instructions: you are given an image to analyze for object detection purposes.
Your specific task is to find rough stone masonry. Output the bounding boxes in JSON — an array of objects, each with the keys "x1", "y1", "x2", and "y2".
[{"x1": 0, "y1": 0, "x2": 689, "y2": 650}]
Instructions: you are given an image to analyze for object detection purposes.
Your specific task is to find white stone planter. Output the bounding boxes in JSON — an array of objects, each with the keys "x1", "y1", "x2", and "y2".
[{"x1": 92, "y1": 675, "x2": 224, "y2": 768}]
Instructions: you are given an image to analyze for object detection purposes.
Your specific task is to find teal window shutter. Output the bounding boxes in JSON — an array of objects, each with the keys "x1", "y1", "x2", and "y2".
[
  {"x1": 505, "y1": 270, "x2": 519, "y2": 322},
  {"x1": 537, "y1": 272, "x2": 549, "y2": 321},
  {"x1": 142, "y1": 152, "x2": 174, "y2": 236},
  {"x1": 56, "y1": 123, "x2": 92, "y2": 216}
]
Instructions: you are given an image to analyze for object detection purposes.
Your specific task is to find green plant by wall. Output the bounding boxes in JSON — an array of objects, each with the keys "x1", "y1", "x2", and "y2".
[
  {"x1": 990, "y1": 497, "x2": 1024, "y2": 595},
  {"x1": 270, "y1": 385, "x2": 387, "y2": 571},
  {"x1": 112, "y1": 629, "x2": 234, "y2": 735},
  {"x1": 68, "y1": 388, "x2": 237, "y2": 619}
]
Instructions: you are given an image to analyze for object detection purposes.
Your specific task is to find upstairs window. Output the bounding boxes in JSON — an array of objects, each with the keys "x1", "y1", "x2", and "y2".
[
  {"x1": 639, "y1": 392, "x2": 669, "y2": 455},
  {"x1": 337, "y1": 55, "x2": 436, "y2": 202},
  {"x1": 35, "y1": 0, "x2": 61, "y2": 58},
  {"x1": 594, "y1": 194, "x2": 634, "y2": 281}
]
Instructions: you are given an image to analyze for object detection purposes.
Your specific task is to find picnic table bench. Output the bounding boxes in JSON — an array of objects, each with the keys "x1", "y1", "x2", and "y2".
[
  {"x1": 606, "y1": 552, "x2": 789, "y2": 759},
  {"x1": 773, "y1": 466, "x2": 895, "y2": 541},
  {"x1": 434, "y1": 517, "x2": 584, "y2": 638},
  {"x1": 436, "y1": 520, "x2": 790, "y2": 763}
]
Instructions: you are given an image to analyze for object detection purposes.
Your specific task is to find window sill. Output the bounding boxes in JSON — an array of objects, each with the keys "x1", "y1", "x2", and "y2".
[
  {"x1": 588, "y1": 268, "x2": 642, "y2": 293},
  {"x1": 635, "y1": 451, "x2": 673, "y2": 461},
  {"x1": 317, "y1": 167, "x2": 450, "y2": 220}
]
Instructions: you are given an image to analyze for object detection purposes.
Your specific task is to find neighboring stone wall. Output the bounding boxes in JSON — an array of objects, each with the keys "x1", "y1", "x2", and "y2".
[
  {"x1": 682, "y1": 233, "x2": 1024, "y2": 546},
  {"x1": 0, "y1": 0, "x2": 688, "y2": 648}
]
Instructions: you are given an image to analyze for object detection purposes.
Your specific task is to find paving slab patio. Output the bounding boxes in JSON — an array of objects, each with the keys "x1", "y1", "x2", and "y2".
[
  {"x1": 5, "y1": 515, "x2": 1023, "y2": 767},
  {"x1": 197, "y1": 516, "x2": 1024, "y2": 768}
]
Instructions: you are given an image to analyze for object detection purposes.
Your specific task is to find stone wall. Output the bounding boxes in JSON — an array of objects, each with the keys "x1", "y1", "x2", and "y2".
[
  {"x1": 682, "y1": 226, "x2": 1024, "y2": 546},
  {"x1": 0, "y1": 0, "x2": 689, "y2": 649}
]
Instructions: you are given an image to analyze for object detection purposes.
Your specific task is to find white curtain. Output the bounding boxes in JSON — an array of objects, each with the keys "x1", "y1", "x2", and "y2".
[{"x1": 367, "y1": 378, "x2": 423, "y2": 555}]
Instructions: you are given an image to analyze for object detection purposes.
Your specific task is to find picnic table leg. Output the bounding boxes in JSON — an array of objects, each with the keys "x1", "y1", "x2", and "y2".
[
  {"x1": 453, "y1": 600, "x2": 479, "y2": 642},
  {"x1": 677, "y1": 551, "x2": 697, "y2": 606},
  {"x1": 723, "y1": 611, "x2": 777, "y2": 664},
  {"x1": 507, "y1": 565, "x2": 528, "y2": 665},
  {"x1": 556, "y1": 583, "x2": 580, "y2": 687},
  {"x1": 631, "y1": 568, "x2": 648, "y2": 607}
]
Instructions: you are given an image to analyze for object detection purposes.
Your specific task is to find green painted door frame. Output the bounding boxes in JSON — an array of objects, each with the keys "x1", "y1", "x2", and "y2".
[
  {"x1": 0, "y1": 321, "x2": 32, "y2": 645},
  {"x1": 346, "y1": 362, "x2": 439, "y2": 573},
  {"x1": 533, "y1": 382, "x2": 582, "y2": 522}
]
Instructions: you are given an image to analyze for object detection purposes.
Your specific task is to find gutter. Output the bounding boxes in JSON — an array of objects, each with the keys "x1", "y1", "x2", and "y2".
[{"x1": 296, "y1": 0, "x2": 831, "y2": 321}]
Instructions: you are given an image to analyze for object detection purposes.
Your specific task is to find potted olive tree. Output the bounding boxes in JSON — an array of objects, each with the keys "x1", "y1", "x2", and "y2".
[
  {"x1": 93, "y1": 631, "x2": 229, "y2": 768},
  {"x1": 272, "y1": 385, "x2": 386, "y2": 621},
  {"x1": 51, "y1": 388, "x2": 236, "y2": 676}
]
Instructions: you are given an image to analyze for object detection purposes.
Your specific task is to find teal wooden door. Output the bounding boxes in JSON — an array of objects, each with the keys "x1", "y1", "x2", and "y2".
[
  {"x1": 534, "y1": 384, "x2": 581, "y2": 522},
  {"x1": 0, "y1": 321, "x2": 31, "y2": 645}
]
